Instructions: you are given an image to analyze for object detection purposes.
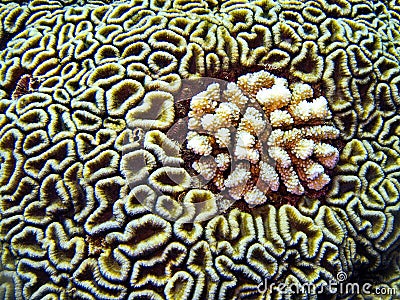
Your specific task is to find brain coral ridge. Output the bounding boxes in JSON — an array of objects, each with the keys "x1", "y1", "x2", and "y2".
[{"x1": 0, "y1": 0, "x2": 400, "y2": 299}]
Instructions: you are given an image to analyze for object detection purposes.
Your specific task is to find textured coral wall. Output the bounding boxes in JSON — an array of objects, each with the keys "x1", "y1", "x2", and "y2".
[{"x1": 0, "y1": 0, "x2": 400, "y2": 299}]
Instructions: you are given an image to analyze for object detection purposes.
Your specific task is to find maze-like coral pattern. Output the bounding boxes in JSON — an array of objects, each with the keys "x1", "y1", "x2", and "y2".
[{"x1": 0, "y1": 0, "x2": 400, "y2": 299}]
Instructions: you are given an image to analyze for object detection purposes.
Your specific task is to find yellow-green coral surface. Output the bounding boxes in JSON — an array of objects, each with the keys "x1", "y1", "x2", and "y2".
[{"x1": 0, "y1": 0, "x2": 400, "y2": 299}]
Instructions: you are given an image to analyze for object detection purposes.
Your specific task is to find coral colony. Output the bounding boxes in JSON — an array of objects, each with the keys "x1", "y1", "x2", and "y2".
[
  {"x1": 185, "y1": 71, "x2": 340, "y2": 206},
  {"x1": 1, "y1": 0, "x2": 400, "y2": 298}
]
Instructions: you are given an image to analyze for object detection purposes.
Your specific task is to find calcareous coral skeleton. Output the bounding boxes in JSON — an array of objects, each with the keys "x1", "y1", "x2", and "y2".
[
  {"x1": 1, "y1": 0, "x2": 400, "y2": 298},
  {"x1": 185, "y1": 70, "x2": 340, "y2": 206}
]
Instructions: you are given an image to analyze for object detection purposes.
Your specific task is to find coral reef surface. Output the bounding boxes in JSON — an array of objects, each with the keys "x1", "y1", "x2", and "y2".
[{"x1": 0, "y1": 0, "x2": 399, "y2": 299}]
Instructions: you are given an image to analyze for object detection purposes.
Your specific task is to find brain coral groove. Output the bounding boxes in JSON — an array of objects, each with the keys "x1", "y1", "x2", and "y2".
[{"x1": 0, "y1": 0, "x2": 400, "y2": 299}]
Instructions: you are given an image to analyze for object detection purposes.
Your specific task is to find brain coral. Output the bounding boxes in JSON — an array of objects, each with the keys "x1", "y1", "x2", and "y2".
[{"x1": 0, "y1": 0, "x2": 400, "y2": 299}]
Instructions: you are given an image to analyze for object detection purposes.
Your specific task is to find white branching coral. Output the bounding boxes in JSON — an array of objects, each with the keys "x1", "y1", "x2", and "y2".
[
  {"x1": 256, "y1": 84, "x2": 291, "y2": 112},
  {"x1": 314, "y1": 142, "x2": 339, "y2": 168},
  {"x1": 244, "y1": 187, "x2": 268, "y2": 207},
  {"x1": 200, "y1": 114, "x2": 219, "y2": 132},
  {"x1": 186, "y1": 132, "x2": 212, "y2": 155},
  {"x1": 224, "y1": 163, "x2": 251, "y2": 189},
  {"x1": 259, "y1": 161, "x2": 279, "y2": 192},
  {"x1": 192, "y1": 156, "x2": 217, "y2": 181},
  {"x1": 292, "y1": 139, "x2": 315, "y2": 160},
  {"x1": 184, "y1": 70, "x2": 340, "y2": 206},
  {"x1": 235, "y1": 131, "x2": 259, "y2": 164},
  {"x1": 290, "y1": 82, "x2": 314, "y2": 103},
  {"x1": 215, "y1": 128, "x2": 231, "y2": 147},
  {"x1": 189, "y1": 83, "x2": 219, "y2": 118},
  {"x1": 223, "y1": 82, "x2": 248, "y2": 110},
  {"x1": 224, "y1": 163, "x2": 251, "y2": 200},
  {"x1": 215, "y1": 102, "x2": 240, "y2": 125},
  {"x1": 238, "y1": 107, "x2": 266, "y2": 134},
  {"x1": 188, "y1": 83, "x2": 219, "y2": 131},
  {"x1": 289, "y1": 97, "x2": 331, "y2": 122},
  {"x1": 215, "y1": 153, "x2": 230, "y2": 171},
  {"x1": 237, "y1": 70, "x2": 275, "y2": 99},
  {"x1": 269, "y1": 109, "x2": 293, "y2": 127}
]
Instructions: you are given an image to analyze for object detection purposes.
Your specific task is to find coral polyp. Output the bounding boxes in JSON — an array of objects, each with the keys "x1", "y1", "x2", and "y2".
[{"x1": 185, "y1": 71, "x2": 340, "y2": 206}]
